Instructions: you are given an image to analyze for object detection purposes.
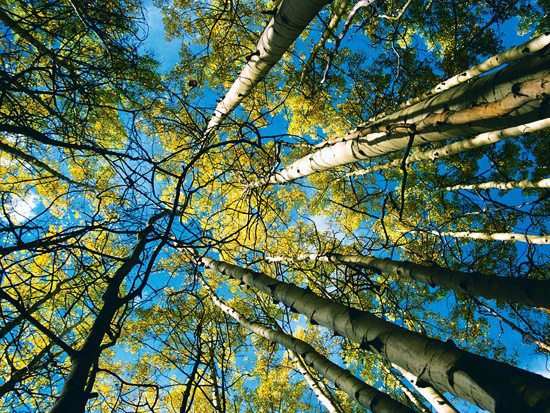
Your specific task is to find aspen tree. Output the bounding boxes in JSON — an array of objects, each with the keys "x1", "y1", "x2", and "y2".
[
  {"x1": 205, "y1": 0, "x2": 332, "y2": 136},
  {"x1": 265, "y1": 253, "x2": 550, "y2": 310},
  {"x1": 252, "y1": 42, "x2": 550, "y2": 186},
  {"x1": 198, "y1": 255, "x2": 550, "y2": 413},
  {"x1": 288, "y1": 350, "x2": 345, "y2": 413},
  {"x1": 319, "y1": 0, "x2": 376, "y2": 85},
  {"x1": 445, "y1": 178, "x2": 550, "y2": 191},
  {"x1": 425, "y1": 230, "x2": 550, "y2": 245},
  {"x1": 208, "y1": 346, "x2": 224, "y2": 413},
  {"x1": 380, "y1": 364, "x2": 431, "y2": 413},
  {"x1": 343, "y1": 117, "x2": 550, "y2": 179},
  {"x1": 300, "y1": 0, "x2": 351, "y2": 82},
  {"x1": 368, "y1": 32, "x2": 550, "y2": 123},
  {"x1": 50, "y1": 211, "x2": 170, "y2": 413},
  {"x1": 204, "y1": 282, "x2": 415, "y2": 413},
  {"x1": 390, "y1": 365, "x2": 459, "y2": 413}
]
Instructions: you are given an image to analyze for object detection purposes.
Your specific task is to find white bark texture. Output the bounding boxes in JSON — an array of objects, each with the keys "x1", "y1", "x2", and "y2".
[
  {"x1": 381, "y1": 364, "x2": 431, "y2": 413},
  {"x1": 289, "y1": 350, "x2": 343, "y2": 413},
  {"x1": 344, "y1": 117, "x2": 550, "y2": 179},
  {"x1": 367, "y1": 32, "x2": 550, "y2": 123},
  {"x1": 445, "y1": 178, "x2": 550, "y2": 191},
  {"x1": 199, "y1": 256, "x2": 550, "y2": 413},
  {"x1": 254, "y1": 44, "x2": 550, "y2": 186},
  {"x1": 205, "y1": 0, "x2": 331, "y2": 136},
  {"x1": 265, "y1": 253, "x2": 550, "y2": 310},
  {"x1": 320, "y1": 0, "x2": 376, "y2": 85},
  {"x1": 391, "y1": 365, "x2": 459, "y2": 413},
  {"x1": 205, "y1": 283, "x2": 414, "y2": 413},
  {"x1": 428, "y1": 230, "x2": 550, "y2": 244},
  {"x1": 301, "y1": 0, "x2": 351, "y2": 81},
  {"x1": 209, "y1": 346, "x2": 223, "y2": 413}
]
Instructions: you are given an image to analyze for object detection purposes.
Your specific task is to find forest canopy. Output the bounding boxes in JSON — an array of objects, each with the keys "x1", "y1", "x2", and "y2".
[{"x1": 1, "y1": 0, "x2": 550, "y2": 412}]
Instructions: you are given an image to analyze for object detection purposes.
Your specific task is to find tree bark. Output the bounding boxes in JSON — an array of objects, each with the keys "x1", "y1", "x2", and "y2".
[
  {"x1": 208, "y1": 346, "x2": 223, "y2": 413},
  {"x1": 368, "y1": 32, "x2": 550, "y2": 124},
  {"x1": 49, "y1": 211, "x2": 166, "y2": 413},
  {"x1": 427, "y1": 230, "x2": 550, "y2": 245},
  {"x1": 253, "y1": 43, "x2": 550, "y2": 186},
  {"x1": 199, "y1": 256, "x2": 550, "y2": 413},
  {"x1": 319, "y1": 0, "x2": 376, "y2": 85},
  {"x1": 300, "y1": 0, "x2": 351, "y2": 82},
  {"x1": 445, "y1": 178, "x2": 550, "y2": 191},
  {"x1": 266, "y1": 253, "x2": 550, "y2": 310},
  {"x1": 343, "y1": 117, "x2": 550, "y2": 179},
  {"x1": 381, "y1": 364, "x2": 431, "y2": 413},
  {"x1": 205, "y1": 0, "x2": 331, "y2": 136},
  {"x1": 289, "y1": 350, "x2": 344, "y2": 413},
  {"x1": 391, "y1": 364, "x2": 459, "y2": 413},
  {"x1": 205, "y1": 283, "x2": 415, "y2": 413}
]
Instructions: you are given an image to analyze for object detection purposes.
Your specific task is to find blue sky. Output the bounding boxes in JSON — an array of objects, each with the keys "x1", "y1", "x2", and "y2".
[{"x1": 143, "y1": 2, "x2": 182, "y2": 71}]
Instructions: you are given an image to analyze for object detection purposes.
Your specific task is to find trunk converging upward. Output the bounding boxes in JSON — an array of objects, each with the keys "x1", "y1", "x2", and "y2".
[
  {"x1": 204, "y1": 0, "x2": 331, "y2": 137},
  {"x1": 252, "y1": 43, "x2": 550, "y2": 186},
  {"x1": 198, "y1": 256, "x2": 550, "y2": 413}
]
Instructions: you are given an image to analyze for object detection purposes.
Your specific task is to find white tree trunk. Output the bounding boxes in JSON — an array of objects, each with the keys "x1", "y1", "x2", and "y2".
[
  {"x1": 301, "y1": 0, "x2": 351, "y2": 81},
  {"x1": 427, "y1": 230, "x2": 550, "y2": 244},
  {"x1": 204, "y1": 282, "x2": 414, "y2": 413},
  {"x1": 344, "y1": 117, "x2": 550, "y2": 179},
  {"x1": 208, "y1": 346, "x2": 223, "y2": 413},
  {"x1": 391, "y1": 365, "x2": 460, "y2": 413},
  {"x1": 320, "y1": 0, "x2": 376, "y2": 85},
  {"x1": 368, "y1": 32, "x2": 550, "y2": 124},
  {"x1": 205, "y1": 0, "x2": 331, "y2": 137},
  {"x1": 266, "y1": 253, "x2": 550, "y2": 310},
  {"x1": 289, "y1": 350, "x2": 344, "y2": 413},
  {"x1": 445, "y1": 178, "x2": 550, "y2": 191},
  {"x1": 198, "y1": 256, "x2": 550, "y2": 413},
  {"x1": 380, "y1": 364, "x2": 431, "y2": 413},
  {"x1": 251, "y1": 44, "x2": 550, "y2": 186}
]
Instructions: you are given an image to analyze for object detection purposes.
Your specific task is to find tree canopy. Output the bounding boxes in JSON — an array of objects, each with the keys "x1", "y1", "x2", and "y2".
[{"x1": 1, "y1": 0, "x2": 550, "y2": 412}]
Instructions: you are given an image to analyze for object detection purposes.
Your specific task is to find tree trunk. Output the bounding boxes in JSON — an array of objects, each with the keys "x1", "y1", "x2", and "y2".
[
  {"x1": 368, "y1": 32, "x2": 550, "y2": 124},
  {"x1": 391, "y1": 364, "x2": 460, "y2": 413},
  {"x1": 199, "y1": 256, "x2": 550, "y2": 413},
  {"x1": 208, "y1": 346, "x2": 223, "y2": 413},
  {"x1": 381, "y1": 364, "x2": 431, "y2": 413},
  {"x1": 300, "y1": 0, "x2": 351, "y2": 82},
  {"x1": 445, "y1": 178, "x2": 550, "y2": 191},
  {"x1": 319, "y1": 0, "x2": 376, "y2": 85},
  {"x1": 254, "y1": 43, "x2": 550, "y2": 186},
  {"x1": 50, "y1": 216, "x2": 160, "y2": 413},
  {"x1": 180, "y1": 351, "x2": 202, "y2": 413},
  {"x1": 205, "y1": 0, "x2": 331, "y2": 136},
  {"x1": 266, "y1": 253, "x2": 550, "y2": 310},
  {"x1": 289, "y1": 350, "x2": 344, "y2": 413},
  {"x1": 427, "y1": 230, "x2": 550, "y2": 244},
  {"x1": 343, "y1": 117, "x2": 550, "y2": 179},
  {"x1": 205, "y1": 283, "x2": 415, "y2": 413}
]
